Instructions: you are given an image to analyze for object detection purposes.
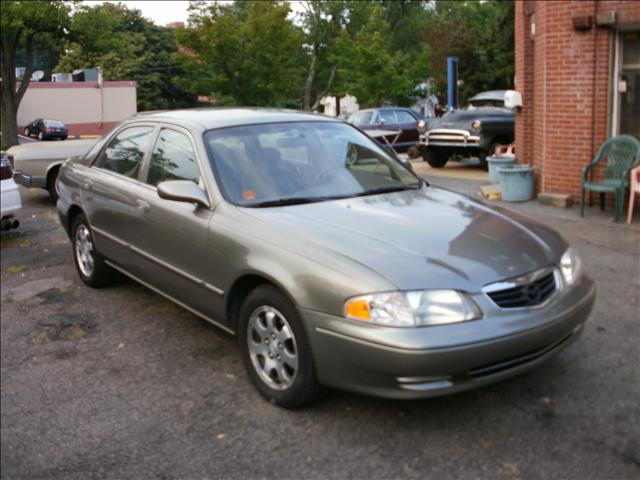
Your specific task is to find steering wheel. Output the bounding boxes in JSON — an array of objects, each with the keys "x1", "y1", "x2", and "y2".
[{"x1": 311, "y1": 143, "x2": 358, "y2": 185}]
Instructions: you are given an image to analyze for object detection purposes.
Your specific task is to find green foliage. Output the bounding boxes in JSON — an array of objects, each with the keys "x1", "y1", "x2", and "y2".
[
  {"x1": 329, "y1": 4, "x2": 429, "y2": 107},
  {"x1": 178, "y1": 1, "x2": 305, "y2": 107},
  {"x1": 423, "y1": 0, "x2": 515, "y2": 104},
  {"x1": 56, "y1": 3, "x2": 197, "y2": 110}
]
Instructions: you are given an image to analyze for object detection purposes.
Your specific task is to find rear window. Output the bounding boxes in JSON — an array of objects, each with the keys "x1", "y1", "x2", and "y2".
[
  {"x1": 44, "y1": 120, "x2": 65, "y2": 127},
  {"x1": 349, "y1": 111, "x2": 373, "y2": 126}
]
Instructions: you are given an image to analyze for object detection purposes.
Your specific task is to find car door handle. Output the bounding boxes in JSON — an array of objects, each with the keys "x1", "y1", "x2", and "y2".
[
  {"x1": 83, "y1": 180, "x2": 94, "y2": 190},
  {"x1": 135, "y1": 199, "x2": 150, "y2": 212}
]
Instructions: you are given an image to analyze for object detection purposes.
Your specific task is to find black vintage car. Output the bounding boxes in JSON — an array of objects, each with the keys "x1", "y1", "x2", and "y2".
[{"x1": 419, "y1": 90, "x2": 515, "y2": 169}]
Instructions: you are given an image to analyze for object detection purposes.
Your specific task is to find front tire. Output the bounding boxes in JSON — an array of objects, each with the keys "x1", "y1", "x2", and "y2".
[
  {"x1": 422, "y1": 147, "x2": 450, "y2": 168},
  {"x1": 24, "y1": 127, "x2": 30, "y2": 137},
  {"x1": 38, "y1": 131, "x2": 45, "y2": 141},
  {"x1": 71, "y1": 213, "x2": 118, "y2": 287},
  {"x1": 47, "y1": 167, "x2": 60, "y2": 201},
  {"x1": 238, "y1": 285, "x2": 325, "y2": 408}
]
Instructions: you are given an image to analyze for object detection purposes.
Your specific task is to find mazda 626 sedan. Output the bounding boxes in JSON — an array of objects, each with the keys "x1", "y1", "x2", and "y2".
[{"x1": 56, "y1": 109, "x2": 596, "y2": 408}]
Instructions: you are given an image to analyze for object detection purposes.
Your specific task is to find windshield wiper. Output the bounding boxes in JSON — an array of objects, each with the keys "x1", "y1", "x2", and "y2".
[
  {"x1": 250, "y1": 196, "x2": 335, "y2": 208},
  {"x1": 355, "y1": 181, "x2": 423, "y2": 197}
]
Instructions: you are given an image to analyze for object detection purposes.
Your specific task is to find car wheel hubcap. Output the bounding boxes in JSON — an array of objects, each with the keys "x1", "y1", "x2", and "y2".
[
  {"x1": 247, "y1": 306, "x2": 298, "y2": 390},
  {"x1": 75, "y1": 224, "x2": 95, "y2": 277}
]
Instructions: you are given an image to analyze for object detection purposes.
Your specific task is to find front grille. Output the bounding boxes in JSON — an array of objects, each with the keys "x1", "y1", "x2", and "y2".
[{"x1": 487, "y1": 271, "x2": 556, "y2": 308}]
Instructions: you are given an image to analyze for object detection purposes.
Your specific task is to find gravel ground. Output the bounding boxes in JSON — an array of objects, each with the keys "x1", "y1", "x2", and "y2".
[{"x1": 1, "y1": 178, "x2": 639, "y2": 480}]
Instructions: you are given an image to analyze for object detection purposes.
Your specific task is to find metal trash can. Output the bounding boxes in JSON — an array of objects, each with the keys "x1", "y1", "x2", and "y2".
[
  {"x1": 487, "y1": 154, "x2": 517, "y2": 184},
  {"x1": 498, "y1": 164, "x2": 535, "y2": 202}
]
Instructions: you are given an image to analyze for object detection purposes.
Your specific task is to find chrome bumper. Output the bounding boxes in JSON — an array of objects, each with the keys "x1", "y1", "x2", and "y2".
[
  {"x1": 421, "y1": 128, "x2": 481, "y2": 148},
  {"x1": 13, "y1": 170, "x2": 47, "y2": 189}
]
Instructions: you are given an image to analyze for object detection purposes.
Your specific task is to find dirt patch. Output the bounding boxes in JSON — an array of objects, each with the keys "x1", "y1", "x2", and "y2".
[{"x1": 33, "y1": 314, "x2": 94, "y2": 343}]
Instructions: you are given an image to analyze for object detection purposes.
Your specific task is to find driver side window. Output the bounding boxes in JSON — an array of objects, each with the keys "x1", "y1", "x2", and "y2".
[{"x1": 95, "y1": 126, "x2": 154, "y2": 179}]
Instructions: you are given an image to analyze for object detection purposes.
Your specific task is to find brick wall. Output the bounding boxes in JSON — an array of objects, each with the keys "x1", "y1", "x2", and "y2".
[{"x1": 515, "y1": 0, "x2": 640, "y2": 200}]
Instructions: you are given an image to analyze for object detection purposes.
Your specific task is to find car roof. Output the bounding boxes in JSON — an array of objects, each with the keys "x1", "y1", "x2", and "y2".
[
  {"x1": 128, "y1": 108, "x2": 338, "y2": 130},
  {"x1": 469, "y1": 90, "x2": 507, "y2": 102},
  {"x1": 355, "y1": 107, "x2": 410, "y2": 113}
]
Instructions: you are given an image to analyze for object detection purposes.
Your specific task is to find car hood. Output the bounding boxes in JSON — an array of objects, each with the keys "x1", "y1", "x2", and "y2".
[
  {"x1": 7, "y1": 139, "x2": 97, "y2": 161},
  {"x1": 241, "y1": 186, "x2": 566, "y2": 292},
  {"x1": 429, "y1": 108, "x2": 514, "y2": 131}
]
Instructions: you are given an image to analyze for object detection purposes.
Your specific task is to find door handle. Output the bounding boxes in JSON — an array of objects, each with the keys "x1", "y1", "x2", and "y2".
[
  {"x1": 83, "y1": 180, "x2": 94, "y2": 190},
  {"x1": 135, "y1": 199, "x2": 150, "y2": 212}
]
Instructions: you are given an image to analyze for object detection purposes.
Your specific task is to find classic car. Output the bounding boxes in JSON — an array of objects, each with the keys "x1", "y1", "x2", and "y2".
[
  {"x1": 56, "y1": 108, "x2": 595, "y2": 408},
  {"x1": 349, "y1": 107, "x2": 423, "y2": 155},
  {"x1": 419, "y1": 90, "x2": 515, "y2": 169},
  {"x1": 7, "y1": 138, "x2": 96, "y2": 200},
  {"x1": 23, "y1": 118, "x2": 69, "y2": 141},
  {"x1": 1, "y1": 153, "x2": 21, "y2": 231}
]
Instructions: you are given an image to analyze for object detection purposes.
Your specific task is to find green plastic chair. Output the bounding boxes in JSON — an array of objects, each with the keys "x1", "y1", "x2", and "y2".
[{"x1": 581, "y1": 135, "x2": 640, "y2": 222}]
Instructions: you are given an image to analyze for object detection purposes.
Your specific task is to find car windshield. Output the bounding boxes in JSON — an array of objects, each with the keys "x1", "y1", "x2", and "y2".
[
  {"x1": 467, "y1": 99, "x2": 507, "y2": 109},
  {"x1": 348, "y1": 111, "x2": 374, "y2": 126},
  {"x1": 44, "y1": 120, "x2": 65, "y2": 127},
  {"x1": 205, "y1": 121, "x2": 420, "y2": 207}
]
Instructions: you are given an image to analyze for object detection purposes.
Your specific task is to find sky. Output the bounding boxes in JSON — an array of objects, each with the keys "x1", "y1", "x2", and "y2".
[{"x1": 82, "y1": 1, "x2": 305, "y2": 27}]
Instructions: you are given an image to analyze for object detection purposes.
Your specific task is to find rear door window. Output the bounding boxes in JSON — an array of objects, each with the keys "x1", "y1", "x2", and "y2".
[
  {"x1": 94, "y1": 126, "x2": 154, "y2": 179},
  {"x1": 378, "y1": 110, "x2": 398, "y2": 125},
  {"x1": 146, "y1": 129, "x2": 201, "y2": 187}
]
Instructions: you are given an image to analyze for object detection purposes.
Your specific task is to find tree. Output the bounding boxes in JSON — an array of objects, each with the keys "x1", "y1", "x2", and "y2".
[
  {"x1": 330, "y1": 4, "x2": 428, "y2": 108},
  {"x1": 56, "y1": 3, "x2": 197, "y2": 111},
  {"x1": 1, "y1": 0, "x2": 70, "y2": 148},
  {"x1": 178, "y1": 1, "x2": 304, "y2": 107},
  {"x1": 423, "y1": 0, "x2": 514, "y2": 104}
]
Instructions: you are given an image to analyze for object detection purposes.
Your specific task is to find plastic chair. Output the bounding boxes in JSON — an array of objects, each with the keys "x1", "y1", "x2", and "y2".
[
  {"x1": 628, "y1": 165, "x2": 640, "y2": 224},
  {"x1": 580, "y1": 135, "x2": 640, "y2": 222}
]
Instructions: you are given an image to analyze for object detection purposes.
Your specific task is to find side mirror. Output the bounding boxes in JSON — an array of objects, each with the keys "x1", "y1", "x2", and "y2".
[
  {"x1": 157, "y1": 180, "x2": 210, "y2": 209},
  {"x1": 504, "y1": 90, "x2": 523, "y2": 109}
]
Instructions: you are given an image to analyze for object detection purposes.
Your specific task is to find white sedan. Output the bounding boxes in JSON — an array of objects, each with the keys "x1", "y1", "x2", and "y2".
[{"x1": 1, "y1": 153, "x2": 21, "y2": 231}]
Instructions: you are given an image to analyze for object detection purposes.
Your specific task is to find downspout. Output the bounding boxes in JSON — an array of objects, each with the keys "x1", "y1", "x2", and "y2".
[{"x1": 591, "y1": 1, "x2": 599, "y2": 162}]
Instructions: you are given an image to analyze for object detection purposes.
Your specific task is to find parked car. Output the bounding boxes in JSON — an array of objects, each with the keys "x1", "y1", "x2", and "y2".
[
  {"x1": 23, "y1": 119, "x2": 69, "y2": 141},
  {"x1": 349, "y1": 107, "x2": 423, "y2": 155},
  {"x1": 1, "y1": 153, "x2": 21, "y2": 231},
  {"x1": 7, "y1": 138, "x2": 97, "y2": 200},
  {"x1": 419, "y1": 90, "x2": 515, "y2": 169},
  {"x1": 56, "y1": 109, "x2": 595, "y2": 408}
]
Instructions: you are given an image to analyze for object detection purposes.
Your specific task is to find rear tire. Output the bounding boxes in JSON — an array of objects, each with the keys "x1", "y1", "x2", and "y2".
[
  {"x1": 47, "y1": 167, "x2": 60, "y2": 201},
  {"x1": 238, "y1": 285, "x2": 326, "y2": 408},
  {"x1": 71, "y1": 213, "x2": 118, "y2": 288},
  {"x1": 422, "y1": 147, "x2": 450, "y2": 168}
]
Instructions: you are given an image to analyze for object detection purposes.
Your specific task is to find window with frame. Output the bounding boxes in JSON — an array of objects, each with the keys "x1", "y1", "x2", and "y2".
[
  {"x1": 395, "y1": 110, "x2": 417, "y2": 124},
  {"x1": 146, "y1": 128, "x2": 201, "y2": 187},
  {"x1": 94, "y1": 126, "x2": 154, "y2": 178},
  {"x1": 378, "y1": 110, "x2": 398, "y2": 125}
]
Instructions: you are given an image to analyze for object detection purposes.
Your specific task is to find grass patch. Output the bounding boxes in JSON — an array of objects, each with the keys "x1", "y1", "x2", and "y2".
[{"x1": 5, "y1": 265, "x2": 27, "y2": 274}]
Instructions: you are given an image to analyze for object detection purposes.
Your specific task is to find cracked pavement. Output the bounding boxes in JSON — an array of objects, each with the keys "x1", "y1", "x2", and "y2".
[{"x1": 1, "y1": 177, "x2": 639, "y2": 479}]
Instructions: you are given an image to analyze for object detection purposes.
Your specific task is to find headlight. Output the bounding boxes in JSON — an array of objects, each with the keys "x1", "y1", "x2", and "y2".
[
  {"x1": 471, "y1": 120, "x2": 482, "y2": 131},
  {"x1": 417, "y1": 120, "x2": 427, "y2": 134},
  {"x1": 344, "y1": 290, "x2": 482, "y2": 327},
  {"x1": 560, "y1": 248, "x2": 582, "y2": 286}
]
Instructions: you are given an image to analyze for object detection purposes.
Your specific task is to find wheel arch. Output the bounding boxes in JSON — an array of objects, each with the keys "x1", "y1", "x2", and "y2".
[{"x1": 226, "y1": 272, "x2": 297, "y2": 333}]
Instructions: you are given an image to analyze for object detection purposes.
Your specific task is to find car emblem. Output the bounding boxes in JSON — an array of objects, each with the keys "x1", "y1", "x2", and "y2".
[{"x1": 523, "y1": 284, "x2": 542, "y2": 304}]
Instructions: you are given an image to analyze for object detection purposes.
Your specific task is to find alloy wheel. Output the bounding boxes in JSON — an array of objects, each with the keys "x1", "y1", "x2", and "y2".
[
  {"x1": 75, "y1": 224, "x2": 95, "y2": 277},
  {"x1": 247, "y1": 306, "x2": 298, "y2": 390}
]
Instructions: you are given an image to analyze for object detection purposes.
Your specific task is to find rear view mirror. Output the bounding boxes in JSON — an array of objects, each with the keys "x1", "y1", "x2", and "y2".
[
  {"x1": 157, "y1": 180, "x2": 210, "y2": 209},
  {"x1": 504, "y1": 90, "x2": 523, "y2": 109}
]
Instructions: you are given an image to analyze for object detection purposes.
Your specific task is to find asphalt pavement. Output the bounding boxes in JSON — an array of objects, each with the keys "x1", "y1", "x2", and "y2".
[{"x1": 1, "y1": 178, "x2": 639, "y2": 480}]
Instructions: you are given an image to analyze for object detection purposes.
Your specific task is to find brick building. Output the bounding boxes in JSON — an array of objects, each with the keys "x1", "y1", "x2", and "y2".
[{"x1": 515, "y1": 0, "x2": 639, "y2": 200}]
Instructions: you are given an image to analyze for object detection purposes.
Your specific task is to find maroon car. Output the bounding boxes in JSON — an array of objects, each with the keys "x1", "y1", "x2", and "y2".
[{"x1": 348, "y1": 107, "x2": 423, "y2": 155}]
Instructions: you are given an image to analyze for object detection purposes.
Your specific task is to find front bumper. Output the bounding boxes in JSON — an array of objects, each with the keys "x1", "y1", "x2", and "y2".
[
  {"x1": 302, "y1": 275, "x2": 596, "y2": 399},
  {"x1": 13, "y1": 170, "x2": 47, "y2": 189},
  {"x1": 420, "y1": 128, "x2": 481, "y2": 148}
]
